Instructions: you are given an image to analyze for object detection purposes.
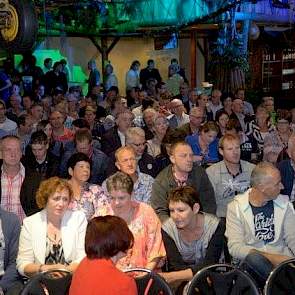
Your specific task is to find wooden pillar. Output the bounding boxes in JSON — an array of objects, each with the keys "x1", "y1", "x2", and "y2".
[
  {"x1": 190, "y1": 31, "x2": 197, "y2": 88},
  {"x1": 204, "y1": 38, "x2": 209, "y2": 81},
  {"x1": 101, "y1": 37, "x2": 109, "y2": 84}
]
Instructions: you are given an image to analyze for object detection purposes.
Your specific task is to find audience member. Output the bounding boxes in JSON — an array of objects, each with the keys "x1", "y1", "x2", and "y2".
[
  {"x1": 21, "y1": 95, "x2": 33, "y2": 115},
  {"x1": 0, "y1": 208, "x2": 23, "y2": 294},
  {"x1": 230, "y1": 98, "x2": 246, "y2": 132},
  {"x1": 209, "y1": 89, "x2": 223, "y2": 120},
  {"x1": 104, "y1": 64, "x2": 118, "y2": 92},
  {"x1": 206, "y1": 134, "x2": 255, "y2": 217},
  {"x1": 105, "y1": 146, "x2": 154, "y2": 204},
  {"x1": 21, "y1": 130, "x2": 60, "y2": 216},
  {"x1": 168, "y1": 99, "x2": 190, "y2": 129},
  {"x1": 196, "y1": 93, "x2": 213, "y2": 122},
  {"x1": 6, "y1": 94, "x2": 23, "y2": 122},
  {"x1": 30, "y1": 103, "x2": 44, "y2": 128},
  {"x1": 166, "y1": 64, "x2": 184, "y2": 96},
  {"x1": 125, "y1": 127, "x2": 158, "y2": 177},
  {"x1": 140, "y1": 59, "x2": 162, "y2": 88},
  {"x1": 186, "y1": 121, "x2": 219, "y2": 166},
  {"x1": 0, "y1": 136, "x2": 26, "y2": 221},
  {"x1": 49, "y1": 110, "x2": 74, "y2": 144},
  {"x1": 142, "y1": 107, "x2": 156, "y2": 140},
  {"x1": 151, "y1": 141, "x2": 216, "y2": 222},
  {"x1": 216, "y1": 92, "x2": 233, "y2": 118},
  {"x1": 177, "y1": 107, "x2": 204, "y2": 137},
  {"x1": 160, "y1": 186, "x2": 225, "y2": 288},
  {"x1": 17, "y1": 177, "x2": 87, "y2": 277},
  {"x1": 175, "y1": 82, "x2": 190, "y2": 112},
  {"x1": 125, "y1": 60, "x2": 140, "y2": 92},
  {"x1": 67, "y1": 153, "x2": 108, "y2": 220},
  {"x1": 147, "y1": 115, "x2": 169, "y2": 158},
  {"x1": 101, "y1": 110, "x2": 134, "y2": 156},
  {"x1": 278, "y1": 134, "x2": 295, "y2": 200},
  {"x1": 246, "y1": 105, "x2": 275, "y2": 156},
  {"x1": 42, "y1": 58, "x2": 52, "y2": 74},
  {"x1": 87, "y1": 59, "x2": 100, "y2": 97},
  {"x1": 235, "y1": 88, "x2": 254, "y2": 117},
  {"x1": 60, "y1": 129, "x2": 109, "y2": 185},
  {"x1": 13, "y1": 114, "x2": 33, "y2": 155},
  {"x1": 44, "y1": 61, "x2": 68, "y2": 95},
  {"x1": 96, "y1": 172, "x2": 166, "y2": 271},
  {"x1": 215, "y1": 110, "x2": 229, "y2": 137},
  {"x1": 70, "y1": 216, "x2": 137, "y2": 295},
  {"x1": 263, "y1": 110, "x2": 291, "y2": 164},
  {"x1": 226, "y1": 162, "x2": 295, "y2": 288}
]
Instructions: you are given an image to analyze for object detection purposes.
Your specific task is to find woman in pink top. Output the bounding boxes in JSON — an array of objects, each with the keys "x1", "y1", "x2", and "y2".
[{"x1": 95, "y1": 172, "x2": 166, "y2": 271}]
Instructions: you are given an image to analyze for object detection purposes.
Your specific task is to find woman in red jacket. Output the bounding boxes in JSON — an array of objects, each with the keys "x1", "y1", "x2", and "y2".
[{"x1": 70, "y1": 215, "x2": 137, "y2": 295}]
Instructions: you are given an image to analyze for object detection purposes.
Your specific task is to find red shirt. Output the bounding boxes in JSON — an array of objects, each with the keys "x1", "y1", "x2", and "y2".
[{"x1": 70, "y1": 258, "x2": 137, "y2": 295}]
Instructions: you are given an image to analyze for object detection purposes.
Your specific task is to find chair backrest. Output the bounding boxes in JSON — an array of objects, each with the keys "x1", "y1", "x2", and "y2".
[
  {"x1": 21, "y1": 269, "x2": 72, "y2": 295},
  {"x1": 124, "y1": 268, "x2": 173, "y2": 295},
  {"x1": 264, "y1": 258, "x2": 295, "y2": 295},
  {"x1": 185, "y1": 263, "x2": 260, "y2": 295}
]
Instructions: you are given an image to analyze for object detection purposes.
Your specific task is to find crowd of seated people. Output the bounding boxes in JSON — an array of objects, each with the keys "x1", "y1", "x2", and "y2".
[{"x1": 0, "y1": 54, "x2": 295, "y2": 294}]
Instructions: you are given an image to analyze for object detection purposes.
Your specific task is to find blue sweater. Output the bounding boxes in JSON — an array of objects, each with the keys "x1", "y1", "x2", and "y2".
[
  {"x1": 186, "y1": 133, "x2": 219, "y2": 163},
  {"x1": 0, "y1": 209, "x2": 21, "y2": 292},
  {"x1": 278, "y1": 159, "x2": 294, "y2": 197}
]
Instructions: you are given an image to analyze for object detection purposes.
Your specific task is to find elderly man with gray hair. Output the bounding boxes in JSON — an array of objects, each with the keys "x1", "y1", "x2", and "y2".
[{"x1": 226, "y1": 162, "x2": 295, "y2": 288}]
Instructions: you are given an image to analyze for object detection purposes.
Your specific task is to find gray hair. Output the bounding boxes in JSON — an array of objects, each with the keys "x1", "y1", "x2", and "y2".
[
  {"x1": 126, "y1": 127, "x2": 145, "y2": 143},
  {"x1": 250, "y1": 162, "x2": 278, "y2": 188}
]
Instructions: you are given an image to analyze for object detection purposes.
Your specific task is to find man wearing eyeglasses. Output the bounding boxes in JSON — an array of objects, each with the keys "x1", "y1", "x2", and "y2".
[{"x1": 177, "y1": 107, "x2": 204, "y2": 137}]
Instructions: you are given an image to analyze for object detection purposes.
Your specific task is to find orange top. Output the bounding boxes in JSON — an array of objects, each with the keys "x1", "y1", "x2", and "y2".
[{"x1": 70, "y1": 258, "x2": 137, "y2": 295}]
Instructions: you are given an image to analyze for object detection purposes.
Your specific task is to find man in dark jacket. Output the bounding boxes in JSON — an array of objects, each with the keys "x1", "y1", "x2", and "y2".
[
  {"x1": 151, "y1": 141, "x2": 216, "y2": 222},
  {"x1": 21, "y1": 130, "x2": 60, "y2": 216}
]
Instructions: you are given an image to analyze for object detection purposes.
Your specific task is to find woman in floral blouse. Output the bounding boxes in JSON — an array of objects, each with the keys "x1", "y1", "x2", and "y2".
[
  {"x1": 95, "y1": 171, "x2": 166, "y2": 271},
  {"x1": 67, "y1": 152, "x2": 108, "y2": 220}
]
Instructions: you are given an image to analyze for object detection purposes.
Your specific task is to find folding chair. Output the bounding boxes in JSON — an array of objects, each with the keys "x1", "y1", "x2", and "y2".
[
  {"x1": 264, "y1": 258, "x2": 295, "y2": 295},
  {"x1": 185, "y1": 263, "x2": 260, "y2": 295},
  {"x1": 124, "y1": 268, "x2": 173, "y2": 295},
  {"x1": 21, "y1": 269, "x2": 72, "y2": 295}
]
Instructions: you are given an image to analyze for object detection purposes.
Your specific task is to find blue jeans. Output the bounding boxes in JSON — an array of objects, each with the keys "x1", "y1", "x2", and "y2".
[{"x1": 240, "y1": 252, "x2": 274, "y2": 288}]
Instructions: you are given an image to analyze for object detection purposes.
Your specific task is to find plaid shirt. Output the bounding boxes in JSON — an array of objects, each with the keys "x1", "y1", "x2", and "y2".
[{"x1": 1, "y1": 163, "x2": 26, "y2": 221}]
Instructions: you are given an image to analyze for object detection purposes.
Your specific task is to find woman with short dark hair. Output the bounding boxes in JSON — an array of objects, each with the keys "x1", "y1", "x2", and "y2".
[
  {"x1": 67, "y1": 152, "x2": 108, "y2": 220},
  {"x1": 159, "y1": 186, "x2": 225, "y2": 289},
  {"x1": 69, "y1": 216, "x2": 137, "y2": 295}
]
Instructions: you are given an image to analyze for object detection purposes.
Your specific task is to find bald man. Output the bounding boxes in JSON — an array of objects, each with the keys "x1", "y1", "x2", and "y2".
[
  {"x1": 168, "y1": 99, "x2": 189, "y2": 129},
  {"x1": 226, "y1": 162, "x2": 295, "y2": 287}
]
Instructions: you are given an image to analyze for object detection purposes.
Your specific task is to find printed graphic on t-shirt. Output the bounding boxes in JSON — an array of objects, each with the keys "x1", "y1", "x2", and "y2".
[
  {"x1": 251, "y1": 201, "x2": 275, "y2": 244},
  {"x1": 221, "y1": 178, "x2": 250, "y2": 199}
]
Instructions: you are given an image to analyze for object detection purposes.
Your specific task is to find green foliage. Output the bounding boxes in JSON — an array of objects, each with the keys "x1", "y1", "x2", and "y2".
[{"x1": 210, "y1": 37, "x2": 249, "y2": 73}]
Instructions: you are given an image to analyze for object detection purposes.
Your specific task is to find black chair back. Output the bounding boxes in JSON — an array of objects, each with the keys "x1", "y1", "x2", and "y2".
[
  {"x1": 21, "y1": 269, "x2": 72, "y2": 295},
  {"x1": 185, "y1": 263, "x2": 260, "y2": 295},
  {"x1": 124, "y1": 268, "x2": 173, "y2": 295},
  {"x1": 264, "y1": 258, "x2": 295, "y2": 295}
]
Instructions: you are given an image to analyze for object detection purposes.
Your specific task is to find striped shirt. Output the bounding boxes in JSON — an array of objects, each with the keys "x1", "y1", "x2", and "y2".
[{"x1": 1, "y1": 164, "x2": 26, "y2": 221}]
